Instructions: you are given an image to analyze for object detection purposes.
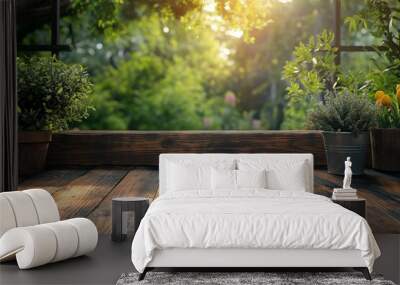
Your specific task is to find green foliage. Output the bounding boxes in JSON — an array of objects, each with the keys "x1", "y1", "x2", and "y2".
[
  {"x1": 345, "y1": 0, "x2": 400, "y2": 76},
  {"x1": 345, "y1": 0, "x2": 400, "y2": 82},
  {"x1": 70, "y1": 0, "x2": 124, "y2": 33},
  {"x1": 281, "y1": 30, "x2": 340, "y2": 129},
  {"x1": 364, "y1": 67, "x2": 399, "y2": 96},
  {"x1": 78, "y1": 14, "x2": 253, "y2": 130},
  {"x1": 280, "y1": 98, "x2": 314, "y2": 130},
  {"x1": 68, "y1": 0, "x2": 277, "y2": 41},
  {"x1": 215, "y1": 0, "x2": 274, "y2": 42},
  {"x1": 282, "y1": 30, "x2": 338, "y2": 103},
  {"x1": 87, "y1": 55, "x2": 205, "y2": 130},
  {"x1": 21, "y1": 0, "x2": 393, "y2": 131},
  {"x1": 307, "y1": 92, "x2": 377, "y2": 134},
  {"x1": 201, "y1": 95, "x2": 255, "y2": 130},
  {"x1": 345, "y1": 0, "x2": 400, "y2": 129},
  {"x1": 230, "y1": 0, "x2": 333, "y2": 129},
  {"x1": 281, "y1": 28, "x2": 379, "y2": 129},
  {"x1": 377, "y1": 102, "x2": 400, "y2": 128},
  {"x1": 17, "y1": 56, "x2": 93, "y2": 131}
]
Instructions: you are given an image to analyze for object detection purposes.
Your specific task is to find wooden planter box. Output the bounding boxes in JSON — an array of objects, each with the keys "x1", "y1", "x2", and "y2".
[
  {"x1": 370, "y1": 128, "x2": 400, "y2": 172},
  {"x1": 19, "y1": 131, "x2": 52, "y2": 179}
]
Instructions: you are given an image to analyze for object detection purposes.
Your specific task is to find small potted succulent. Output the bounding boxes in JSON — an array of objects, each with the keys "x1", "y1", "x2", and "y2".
[
  {"x1": 370, "y1": 85, "x2": 400, "y2": 171},
  {"x1": 308, "y1": 92, "x2": 377, "y2": 175},
  {"x1": 18, "y1": 56, "x2": 93, "y2": 178}
]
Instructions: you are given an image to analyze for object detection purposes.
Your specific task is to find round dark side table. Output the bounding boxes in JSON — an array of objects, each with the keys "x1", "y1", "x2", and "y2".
[{"x1": 111, "y1": 197, "x2": 150, "y2": 242}]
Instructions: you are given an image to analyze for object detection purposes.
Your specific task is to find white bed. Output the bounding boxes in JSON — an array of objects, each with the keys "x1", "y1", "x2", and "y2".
[{"x1": 131, "y1": 154, "x2": 380, "y2": 280}]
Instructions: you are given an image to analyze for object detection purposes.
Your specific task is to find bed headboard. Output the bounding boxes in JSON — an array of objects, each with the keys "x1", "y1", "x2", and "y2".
[{"x1": 159, "y1": 153, "x2": 314, "y2": 195}]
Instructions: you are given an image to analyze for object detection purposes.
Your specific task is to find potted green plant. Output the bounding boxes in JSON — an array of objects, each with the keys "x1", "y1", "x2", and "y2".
[
  {"x1": 308, "y1": 92, "x2": 377, "y2": 175},
  {"x1": 345, "y1": 0, "x2": 400, "y2": 172},
  {"x1": 283, "y1": 31, "x2": 378, "y2": 175},
  {"x1": 17, "y1": 56, "x2": 93, "y2": 178},
  {"x1": 370, "y1": 86, "x2": 400, "y2": 171}
]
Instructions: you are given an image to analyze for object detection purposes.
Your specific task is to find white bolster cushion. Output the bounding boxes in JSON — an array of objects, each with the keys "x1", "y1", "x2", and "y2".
[
  {"x1": 42, "y1": 221, "x2": 79, "y2": 262},
  {"x1": 0, "y1": 218, "x2": 98, "y2": 269},
  {"x1": 65, "y1": 218, "x2": 98, "y2": 257},
  {"x1": 0, "y1": 189, "x2": 59, "y2": 237},
  {"x1": 0, "y1": 226, "x2": 57, "y2": 268},
  {"x1": 23, "y1": 189, "x2": 60, "y2": 224},
  {"x1": 0, "y1": 192, "x2": 39, "y2": 227},
  {"x1": 0, "y1": 196, "x2": 17, "y2": 237}
]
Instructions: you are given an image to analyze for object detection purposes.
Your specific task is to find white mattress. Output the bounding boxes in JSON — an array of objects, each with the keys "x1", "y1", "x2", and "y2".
[{"x1": 131, "y1": 190, "x2": 380, "y2": 273}]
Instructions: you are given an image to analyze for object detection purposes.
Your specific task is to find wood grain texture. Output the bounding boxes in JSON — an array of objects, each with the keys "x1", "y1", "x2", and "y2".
[
  {"x1": 314, "y1": 169, "x2": 400, "y2": 234},
  {"x1": 18, "y1": 131, "x2": 52, "y2": 143},
  {"x1": 17, "y1": 167, "x2": 399, "y2": 234},
  {"x1": 53, "y1": 169, "x2": 128, "y2": 219},
  {"x1": 370, "y1": 128, "x2": 400, "y2": 171},
  {"x1": 47, "y1": 131, "x2": 326, "y2": 167},
  {"x1": 89, "y1": 168, "x2": 158, "y2": 234},
  {"x1": 332, "y1": 199, "x2": 366, "y2": 218},
  {"x1": 18, "y1": 169, "x2": 88, "y2": 194}
]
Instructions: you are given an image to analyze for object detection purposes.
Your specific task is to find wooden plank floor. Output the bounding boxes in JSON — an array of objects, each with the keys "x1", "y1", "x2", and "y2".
[
  {"x1": 18, "y1": 167, "x2": 159, "y2": 234},
  {"x1": 314, "y1": 169, "x2": 400, "y2": 234},
  {"x1": 18, "y1": 167, "x2": 400, "y2": 234}
]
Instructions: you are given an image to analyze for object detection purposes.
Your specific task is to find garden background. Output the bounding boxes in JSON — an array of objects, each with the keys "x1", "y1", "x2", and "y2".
[{"x1": 17, "y1": 0, "x2": 400, "y2": 131}]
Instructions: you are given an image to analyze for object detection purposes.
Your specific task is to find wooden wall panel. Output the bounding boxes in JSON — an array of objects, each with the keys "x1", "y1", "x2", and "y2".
[{"x1": 47, "y1": 131, "x2": 326, "y2": 167}]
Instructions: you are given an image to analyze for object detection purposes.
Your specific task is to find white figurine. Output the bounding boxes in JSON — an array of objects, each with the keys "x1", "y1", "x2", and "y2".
[{"x1": 343, "y1": 157, "x2": 352, "y2": 189}]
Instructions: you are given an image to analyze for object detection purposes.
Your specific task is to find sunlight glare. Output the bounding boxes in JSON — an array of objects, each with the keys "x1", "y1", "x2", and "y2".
[
  {"x1": 226, "y1": 29, "x2": 243, "y2": 38},
  {"x1": 219, "y1": 46, "x2": 231, "y2": 60},
  {"x1": 203, "y1": 0, "x2": 216, "y2": 13}
]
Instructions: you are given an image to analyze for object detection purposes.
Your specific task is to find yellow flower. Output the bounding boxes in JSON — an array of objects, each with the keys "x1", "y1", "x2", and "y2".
[
  {"x1": 381, "y1": 95, "x2": 392, "y2": 107},
  {"x1": 376, "y1": 93, "x2": 392, "y2": 108},
  {"x1": 375, "y1": 90, "x2": 385, "y2": 101}
]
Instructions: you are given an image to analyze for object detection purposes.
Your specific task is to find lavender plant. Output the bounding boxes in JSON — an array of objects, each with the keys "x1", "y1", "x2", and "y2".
[{"x1": 307, "y1": 92, "x2": 377, "y2": 134}]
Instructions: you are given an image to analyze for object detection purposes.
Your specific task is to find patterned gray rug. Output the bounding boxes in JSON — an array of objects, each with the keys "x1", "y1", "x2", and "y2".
[{"x1": 116, "y1": 272, "x2": 395, "y2": 285}]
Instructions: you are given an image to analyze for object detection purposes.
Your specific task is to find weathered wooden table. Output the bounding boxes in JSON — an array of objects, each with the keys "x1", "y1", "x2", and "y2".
[{"x1": 112, "y1": 197, "x2": 150, "y2": 242}]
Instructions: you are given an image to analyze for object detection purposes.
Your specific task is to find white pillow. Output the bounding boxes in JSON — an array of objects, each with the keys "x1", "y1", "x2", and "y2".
[
  {"x1": 211, "y1": 169, "x2": 236, "y2": 190},
  {"x1": 237, "y1": 169, "x2": 267, "y2": 189},
  {"x1": 167, "y1": 162, "x2": 211, "y2": 191},
  {"x1": 238, "y1": 159, "x2": 307, "y2": 191},
  {"x1": 165, "y1": 159, "x2": 236, "y2": 193},
  {"x1": 211, "y1": 169, "x2": 267, "y2": 191},
  {"x1": 266, "y1": 164, "x2": 306, "y2": 191}
]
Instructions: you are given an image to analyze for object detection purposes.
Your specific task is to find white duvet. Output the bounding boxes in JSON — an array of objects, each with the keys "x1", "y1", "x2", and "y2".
[{"x1": 131, "y1": 190, "x2": 380, "y2": 273}]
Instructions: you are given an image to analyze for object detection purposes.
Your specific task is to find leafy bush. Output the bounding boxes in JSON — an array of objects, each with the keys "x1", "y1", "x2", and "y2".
[
  {"x1": 282, "y1": 30, "x2": 338, "y2": 103},
  {"x1": 281, "y1": 29, "x2": 379, "y2": 130},
  {"x1": 307, "y1": 92, "x2": 377, "y2": 134},
  {"x1": 78, "y1": 14, "x2": 257, "y2": 131},
  {"x1": 17, "y1": 56, "x2": 93, "y2": 131},
  {"x1": 281, "y1": 31, "x2": 340, "y2": 129}
]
